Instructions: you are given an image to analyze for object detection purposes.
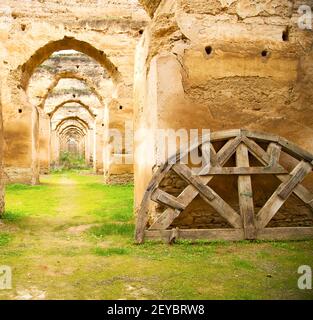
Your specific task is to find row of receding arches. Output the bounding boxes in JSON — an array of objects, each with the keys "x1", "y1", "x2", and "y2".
[{"x1": 13, "y1": 36, "x2": 133, "y2": 180}]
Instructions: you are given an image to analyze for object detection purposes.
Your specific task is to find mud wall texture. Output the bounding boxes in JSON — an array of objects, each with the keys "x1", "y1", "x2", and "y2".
[{"x1": 134, "y1": 0, "x2": 313, "y2": 228}]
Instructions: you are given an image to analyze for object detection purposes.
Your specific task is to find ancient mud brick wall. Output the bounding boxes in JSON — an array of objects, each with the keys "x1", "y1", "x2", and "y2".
[{"x1": 134, "y1": 0, "x2": 313, "y2": 228}]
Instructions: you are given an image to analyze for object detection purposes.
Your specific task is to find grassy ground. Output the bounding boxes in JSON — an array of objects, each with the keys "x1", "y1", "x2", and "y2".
[{"x1": 0, "y1": 171, "x2": 312, "y2": 300}]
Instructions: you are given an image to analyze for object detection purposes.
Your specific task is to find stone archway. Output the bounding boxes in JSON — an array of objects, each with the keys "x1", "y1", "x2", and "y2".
[
  {"x1": 37, "y1": 71, "x2": 106, "y2": 109},
  {"x1": 48, "y1": 99, "x2": 96, "y2": 118},
  {"x1": 3, "y1": 35, "x2": 127, "y2": 183}
]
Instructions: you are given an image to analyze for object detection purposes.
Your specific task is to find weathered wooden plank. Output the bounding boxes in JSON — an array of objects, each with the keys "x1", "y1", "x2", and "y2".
[
  {"x1": 201, "y1": 141, "x2": 211, "y2": 166},
  {"x1": 236, "y1": 143, "x2": 256, "y2": 239},
  {"x1": 198, "y1": 142, "x2": 217, "y2": 175},
  {"x1": 198, "y1": 138, "x2": 240, "y2": 174},
  {"x1": 145, "y1": 228, "x2": 245, "y2": 241},
  {"x1": 148, "y1": 208, "x2": 181, "y2": 231},
  {"x1": 256, "y1": 161, "x2": 312, "y2": 228},
  {"x1": 210, "y1": 129, "x2": 241, "y2": 142},
  {"x1": 172, "y1": 164, "x2": 242, "y2": 229},
  {"x1": 135, "y1": 162, "x2": 174, "y2": 243},
  {"x1": 216, "y1": 136, "x2": 242, "y2": 165},
  {"x1": 267, "y1": 143, "x2": 281, "y2": 166},
  {"x1": 197, "y1": 166, "x2": 287, "y2": 175},
  {"x1": 172, "y1": 164, "x2": 215, "y2": 201},
  {"x1": 151, "y1": 189, "x2": 186, "y2": 211},
  {"x1": 277, "y1": 161, "x2": 312, "y2": 200},
  {"x1": 242, "y1": 136, "x2": 270, "y2": 163},
  {"x1": 278, "y1": 137, "x2": 313, "y2": 162},
  {"x1": 276, "y1": 174, "x2": 313, "y2": 207},
  {"x1": 168, "y1": 227, "x2": 179, "y2": 244},
  {"x1": 146, "y1": 163, "x2": 174, "y2": 193},
  {"x1": 149, "y1": 140, "x2": 240, "y2": 230},
  {"x1": 242, "y1": 129, "x2": 279, "y2": 143},
  {"x1": 145, "y1": 227, "x2": 313, "y2": 242},
  {"x1": 135, "y1": 190, "x2": 154, "y2": 244},
  {"x1": 242, "y1": 136, "x2": 313, "y2": 210},
  {"x1": 257, "y1": 227, "x2": 313, "y2": 240}
]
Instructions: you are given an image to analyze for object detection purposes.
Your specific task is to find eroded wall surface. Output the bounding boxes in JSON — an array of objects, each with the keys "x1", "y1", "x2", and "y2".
[{"x1": 134, "y1": 0, "x2": 313, "y2": 227}]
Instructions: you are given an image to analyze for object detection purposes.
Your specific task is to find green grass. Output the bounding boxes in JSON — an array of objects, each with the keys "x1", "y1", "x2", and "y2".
[
  {"x1": 0, "y1": 233, "x2": 12, "y2": 246},
  {"x1": 0, "y1": 171, "x2": 313, "y2": 300},
  {"x1": 93, "y1": 247, "x2": 129, "y2": 256},
  {"x1": 89, "y1": 223, "x2": 134, "y2": 237}
]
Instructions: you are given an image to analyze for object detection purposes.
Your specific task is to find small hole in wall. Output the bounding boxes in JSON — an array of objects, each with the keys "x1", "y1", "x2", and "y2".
[
  {"x1": 21, "y1": 24, "x2": 26, "y2": 31},
  {"x1": 139, "y1": 29, "x2": 144, "y2": 35},
  {"x1": 18, "y1": 109, "x2": 22, "y2": 113},
  {"x1": 101, "y1": 124, "x2": 104, "y2": 127},
  {"x1": 261, "y1": 50, "x2": 268, "y2": 57},
  {"x1": 76, "y1": 65, "x2": 79, "y2": 69},
  {"x1": 205, "y1": 46, "x2": 212, "y2": 55},
  {"x1": 72, "y1": 94, "x2": 76, "y2": 98},
  {"x1": 119, "y1": 105, "x2": 123, "y2": 110},
  {"x1": 282, "y1": 28, "x2": 289, "y2": 41}
]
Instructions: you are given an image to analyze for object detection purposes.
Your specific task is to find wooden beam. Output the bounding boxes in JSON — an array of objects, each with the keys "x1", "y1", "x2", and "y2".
[
  {"x1": 135, "y1": 162, "x2": 174, "y2": 243},
  {"x1": 257, "y1": 227, "x2": 313, "y2": 240},
  {"x1": 151, "y1": 189, "x2": 186, "y2": 211},
  {"x1": 172, "y1": 164, "x2": 215, "y2": 201},
  {"x1": 197, "y1": 166, "x2": 287, "y2": 175},
  {"x1": 278, "y1": 137, "x2": 313, "y2": 162},
  {"x1": 210, "y1": 129, "x2": 241, "y2": 141},
  {"x1": 267, "y1": 143, "x2": 281, "y2": 166},
  {"x1": 201, "y1": 141, "x2": 211, "y2": 167},
  {"x1": 256, "y1": 161, "x2": 312, "y2": 228},
  {"x1": 149, "y1": 139, "x2": 241, "y2": 230},
  {"x1": 243, "y1": 130, "x2": 279, "y2": 143},
  {"x1": 236, "y1": 143, "x2": 256, "y2": 239},
  {"x1": 145, "y1": 228, "x2": 245, "y2": 241},
  {"x1": 277, "y1": 161, "x2": 312, "y2": 200},
  {"x1": 172, "y1": 164, "x2": 242, "y2": 229},
  {"x1": 145, "y1": 227, "x2": 313, "y2": 241},
  {"x1": 242, "y1": 136, "x2": 313, "y2": 211},
  {"x1": 216, "y1": 136, "x2": 242, "y2": 165}
]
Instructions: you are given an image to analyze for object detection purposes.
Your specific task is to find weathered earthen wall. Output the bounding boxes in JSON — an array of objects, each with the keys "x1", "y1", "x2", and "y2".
[{"x1": 134, "y1": 0, "x2": 313, "y2": 228}]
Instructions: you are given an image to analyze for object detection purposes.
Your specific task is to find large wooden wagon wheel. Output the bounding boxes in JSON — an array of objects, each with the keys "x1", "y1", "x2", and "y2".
[{"x1": 135, "y1": 129, "x2": 313, "y2": 244}]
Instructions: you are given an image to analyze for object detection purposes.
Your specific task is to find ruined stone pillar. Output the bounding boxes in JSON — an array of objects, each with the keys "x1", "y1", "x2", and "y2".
[
  {"x1": 50, "y1": 130, "x2": 60, "y2": 167},
  {"x1": 94, "y1": 112, "x2": 105, "y2": 174},
  {"x1": 38, "y1": 110, "x2": 51, "y2": 174}
]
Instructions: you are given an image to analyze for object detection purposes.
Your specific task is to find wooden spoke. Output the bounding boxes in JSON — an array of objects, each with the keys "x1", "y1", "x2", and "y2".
[
  {"x1": 172, "y1": 164, "x2": 215, "y2": 201},
  {"x1": 242, "y1": 136, "x2": 313, "y2": 210},
  {"x1": 236, "y1": 143, "x2": 256, "y2": 239},
  {"x1": 151, "y1": 189, "x2": 186, "y2": 211},
  {"x1": 256, "y1": 161, "x2": 312, "y2": 229},
  {"x1": 267, "y1": 143, "x2": 281, "y2": 167},
  {"x1": 197, "y1": 166, "x2": 287, "y2": 175}
]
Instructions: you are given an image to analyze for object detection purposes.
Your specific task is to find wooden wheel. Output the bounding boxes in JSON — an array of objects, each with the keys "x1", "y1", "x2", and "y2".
[{"x1": 135, "y1": 129, "x2": 313, "y2": 243}]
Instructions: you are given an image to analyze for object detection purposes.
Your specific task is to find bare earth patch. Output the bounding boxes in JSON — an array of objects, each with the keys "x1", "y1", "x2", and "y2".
[{"x1": 67, "y1": 224, "x2": 100, "y2": 234}]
